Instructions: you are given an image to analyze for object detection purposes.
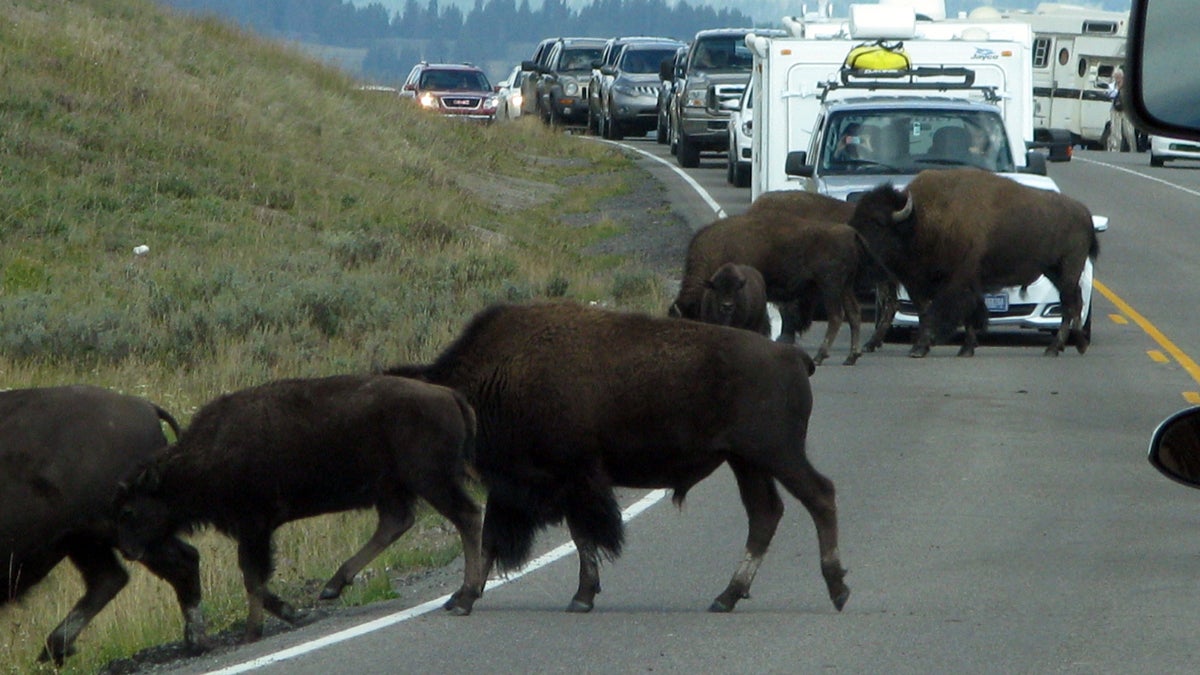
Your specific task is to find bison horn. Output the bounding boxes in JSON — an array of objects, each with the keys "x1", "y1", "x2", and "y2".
[{"x1": 892, "y1": 192, "x2": 914, "y2": 222}]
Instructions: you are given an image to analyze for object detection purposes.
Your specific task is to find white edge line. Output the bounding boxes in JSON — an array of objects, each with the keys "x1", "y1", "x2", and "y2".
[
  {"x1": 205, "y1": 489, "x2": 669, "y2": 674},
  {"x1": 584, "y1": 136, "x2": 727, "y2": 219}
]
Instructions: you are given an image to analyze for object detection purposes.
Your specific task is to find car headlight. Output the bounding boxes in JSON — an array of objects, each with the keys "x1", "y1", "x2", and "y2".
[
  {"x1": 685, "y1": 88, "x2": 707, "y2": 108},
  {"x1": 512, "y1": 92, "x2": 523, "y2": 107},
  {"x1": 564, "y1": 81, "x2": 579, "y2": 96},
  {"x1": 483, "y1": 95, "x2": 499, "y2": 111},
  {"x1": 742, "y1": 120, "x2": 752, "y2": 136},
  {"x1": 419, "y1": 92, "x2": 437, "y2": 109}
]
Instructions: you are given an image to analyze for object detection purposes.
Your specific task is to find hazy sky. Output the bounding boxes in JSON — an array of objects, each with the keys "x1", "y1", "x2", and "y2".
[{"x1": 347, "y1": 0, "x2": 1132, "y2": 18}]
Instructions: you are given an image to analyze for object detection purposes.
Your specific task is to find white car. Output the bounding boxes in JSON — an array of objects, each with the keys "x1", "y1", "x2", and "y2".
[
  {"x1": 1150, "y1": 134, "x2": 1200, "y2": 167},
  {"x1": 495, "y1": 65, "x2": 526, "y2": 122},
  {"x1": 725, "y1": 82, "x2": 752, "y2": 187}
]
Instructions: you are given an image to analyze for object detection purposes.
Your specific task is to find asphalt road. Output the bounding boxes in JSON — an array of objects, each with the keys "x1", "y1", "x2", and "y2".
[{"x1": 172, "y1": 141, "x2": 1200, "y2": 675}]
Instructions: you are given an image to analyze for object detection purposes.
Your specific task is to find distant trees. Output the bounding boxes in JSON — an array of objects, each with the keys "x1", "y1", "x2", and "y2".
[{"x1": 158, "y1": 0, "x2": 758, "y2": 83}]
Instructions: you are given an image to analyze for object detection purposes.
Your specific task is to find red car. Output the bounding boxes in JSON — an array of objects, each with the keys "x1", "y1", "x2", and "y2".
[{"x1": 400, "y1": 62, "x2": 498, "y2": 123}]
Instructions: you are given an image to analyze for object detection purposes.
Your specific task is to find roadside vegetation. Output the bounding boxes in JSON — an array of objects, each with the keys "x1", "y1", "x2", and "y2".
[{"x1": 0, "y1": 1, "x2": 676, "y2": 671}]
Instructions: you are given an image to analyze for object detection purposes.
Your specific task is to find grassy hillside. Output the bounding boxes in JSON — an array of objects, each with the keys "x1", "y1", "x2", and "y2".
[{"x1": 0, "y1": 1, "x2": 676, "y2": 671}]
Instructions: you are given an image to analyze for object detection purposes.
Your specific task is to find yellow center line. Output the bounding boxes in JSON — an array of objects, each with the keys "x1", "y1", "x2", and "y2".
[{"x1": 1095, "y1": 279, "x2": 1200, "y2": 387}]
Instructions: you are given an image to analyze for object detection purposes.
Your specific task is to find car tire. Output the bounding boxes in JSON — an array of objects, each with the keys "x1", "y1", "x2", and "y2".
[
  {"x1": 726, "y1": 155, "x2": 736, "y2": 184},
  {"x1": 656, "y1": 117, "x2": 668, "y2": 144},
  {"x1": 733, "y1": 162, "x2": 750, "y2": 188},
  {"x1": 677, "y1": 133, "x2": 700, "y2": 168},
  {"x1": 587, "y1": 108, "x2": 600, "y2": 135},
  {"x1": 609, "y1": 117, "x2": 624, "y2": 141},
  {"x1": 1151, "y1": 153, "x2": 1165, "y2": 167}
]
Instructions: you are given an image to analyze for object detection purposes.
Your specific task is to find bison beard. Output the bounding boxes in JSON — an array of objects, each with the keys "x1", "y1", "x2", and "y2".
[{"x1": 388, "y1": 301, "x2": 848, "y2": 614}]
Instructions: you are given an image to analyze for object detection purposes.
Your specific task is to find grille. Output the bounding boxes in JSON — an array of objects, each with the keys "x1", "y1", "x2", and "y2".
[{"x1": 441, "y1": 95, "x2": 482, "y2": 110}]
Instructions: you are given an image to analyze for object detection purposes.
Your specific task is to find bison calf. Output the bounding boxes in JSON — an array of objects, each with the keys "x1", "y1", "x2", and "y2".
[
  {"x1": 114, "y1": 375, "x2": 485, "y2": 642},
  {"x1": 389, "y1": 301, "x2": 848, "y2": 615},
  {"x1": 0, "y1": 385, "x2": 203, "y2": 665},
  {"x1": 700, "y1": 263, "x2": 770, "y2": 336}
]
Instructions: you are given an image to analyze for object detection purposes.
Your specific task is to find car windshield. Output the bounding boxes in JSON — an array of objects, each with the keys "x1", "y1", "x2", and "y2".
[
  {"x1": 620, "y1": 48, "x2": 680, "y2": 75},
  {"x1": 560, "y1": 47, "x2": 604, "y2": 71},
  {"x1": 420, "y1": 69, "x2": 490, "y2": 92},
  {"x1": 818, "y1": 109, "x2": 1015, "y2": 175},
  {"x1": 690, "y1": 37, "x2": 752, "y2": 72}
]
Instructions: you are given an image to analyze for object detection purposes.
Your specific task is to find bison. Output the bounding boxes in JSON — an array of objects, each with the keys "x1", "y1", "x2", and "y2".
[
  {"x1": 670, "y1": 192, "x2": 876, "y2": 365},
  {"x1": 848, "y1": 169, "x2": 1099, "y2": 357},
  {"x1": 0, "y1": 385, "x2": 204, "y2": 665},
  {"x1": 114, "y1": 374, "x2": 485, "y2": 642},
  {"x1": 699, "y1": 263, "x2": 771, "y2": 336},
  {"x1": 387, "y1": 301, "x2": 848, "y2": 615}
]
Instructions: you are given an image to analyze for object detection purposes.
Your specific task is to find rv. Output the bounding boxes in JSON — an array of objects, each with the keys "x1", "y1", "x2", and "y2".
[{"x1": 997, "y1": 3, "x2": 1130, "y2": 150}]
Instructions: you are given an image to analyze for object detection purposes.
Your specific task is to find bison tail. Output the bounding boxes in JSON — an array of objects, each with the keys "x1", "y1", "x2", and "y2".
[{"x1": 154, "y1": 405, "x2": 182, "y2": 441}]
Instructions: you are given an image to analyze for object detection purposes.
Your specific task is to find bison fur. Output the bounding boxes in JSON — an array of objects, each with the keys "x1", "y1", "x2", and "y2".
[
  {"x1": 388, "y1": 301, "x2": 847, "y2": 614},
  {"x1": 0, "y1": 385, "x2": 203, "y2": 665},
  {"x1": 849, "y1": 169, "x2": 1099, "y2": 357},
  {"x1": 114, "y1": 374, "x2": 484, "y2": 642}
]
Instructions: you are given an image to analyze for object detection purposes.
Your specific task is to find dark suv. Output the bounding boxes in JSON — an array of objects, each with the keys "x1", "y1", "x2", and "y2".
[
  {"x1": 400, "y1": 62, "x2": 498, "y2": 123},
  {"x1": 598, "y1": 40, "x2": 686, "y2": 140},
  {"x1": 668, "y1": 28, "x2": 785, "y2": 167},
  {"x1": 524, "y1": 37, "x2": 606, "y2": 126}
]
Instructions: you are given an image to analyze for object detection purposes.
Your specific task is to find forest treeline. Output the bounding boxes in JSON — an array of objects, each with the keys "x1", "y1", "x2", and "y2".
[{"x1": 157, "y1": 0, "x2": 759, "y2": 83}]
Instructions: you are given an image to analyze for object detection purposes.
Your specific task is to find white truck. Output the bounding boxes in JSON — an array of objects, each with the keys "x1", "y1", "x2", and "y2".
[{"x1": 747, "y1": 1, "x2": 1108, "y2": 341}]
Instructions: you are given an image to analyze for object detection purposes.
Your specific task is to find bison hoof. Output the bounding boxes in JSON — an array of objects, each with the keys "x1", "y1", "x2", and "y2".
[
  {"x1": 318, "y1": 585, "x2": 342, "y2": 601},
  {"x1": 842, "y1": 353, "x2": 861, "y2": 366},
  {"x1": 37, "y1": 645, "x2": 75, "y2": 666},
  {"x1": 443, "y1": 590, "x2": 478, "y2": 616},
  {"x1": 831, "y1": 585, "x2": 851, "y2": 611},
  {"x1": 566, "y1": 599, "x2": 594, "y2": 613}
]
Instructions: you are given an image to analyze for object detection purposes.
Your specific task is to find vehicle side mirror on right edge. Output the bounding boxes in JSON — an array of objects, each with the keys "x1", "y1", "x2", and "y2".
[
  {"x1": 659, "y1": 60, "x2": 673, "y2": 81},
  {"x1": 1022, "y1": 151, "x2": 1047, "y2": 176},
  {"x1": 1128, "y1": 0, "x2": 1200, "y2": 140},
  {"x1": 1149, "y1": 408, "x2": 1200, "y2": 489}
]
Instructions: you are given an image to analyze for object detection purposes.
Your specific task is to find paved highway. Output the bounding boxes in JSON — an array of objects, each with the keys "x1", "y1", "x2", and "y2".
[{"x1": 176, "y1": 141, "x2": 1200, "y2": 674}]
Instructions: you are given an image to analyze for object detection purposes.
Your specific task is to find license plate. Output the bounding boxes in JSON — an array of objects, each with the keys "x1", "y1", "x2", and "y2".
[{"x1": 985, "y1": 293, "x2": 1009, "y2": 312}]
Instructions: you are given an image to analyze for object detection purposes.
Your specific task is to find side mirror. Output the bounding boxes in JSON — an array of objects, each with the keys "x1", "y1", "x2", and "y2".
[
  {"x1": 660, "y1": 60, "x2": 673, "y2": 81},
  {"x1": 1129, "y1": 0, "x2": 1200, "y2": 140},
  {"x1": 784, "y1": 151, "x2": 813, "y2": 177},
  {"x1": 718, "y1": 98, "x2": 741, "y2": 112},
  {"x1": 521, "y1": 60, "x2": 538, "y2": 71},
  {"x1": 600, "y1": 65, "x2": 617, "y2": 76},
  {"x1": 1149, "y1": 407, "x2": 1200, "y2": 488}
]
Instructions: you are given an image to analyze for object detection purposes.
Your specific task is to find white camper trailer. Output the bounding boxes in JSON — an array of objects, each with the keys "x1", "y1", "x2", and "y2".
[{"x1": 997, "y1": 3, "x2": 1130, "y2": 150}]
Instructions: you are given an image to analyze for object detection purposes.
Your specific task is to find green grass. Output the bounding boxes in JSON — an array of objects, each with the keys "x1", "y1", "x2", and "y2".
[{"x1": 0, "y1": 1, "x2": 675, "y2": 672}]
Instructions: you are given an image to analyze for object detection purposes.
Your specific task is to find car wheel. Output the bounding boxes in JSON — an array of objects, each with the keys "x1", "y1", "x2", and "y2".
[
  {"x1": 1151, "y1": 153, "x2": 1165, "y2": 167},
  {"x1": 677, "y1": 134, "x2": 700, "y2": 168},
  {"x1": 587, "y1": 108, "x2": 600, "y2": 135},
  {"x1": 726, "y1": 154, "x2": 735, "y2": 184},
  {"x1": 733, "y1": 162, "x2": 750, "y2": 188},
  {"x1": 609, "y1": 116, "x2": 624, "y2": 141},
  {"x1": 656, "y1": 116, "x2": 668, "y2": 144}
]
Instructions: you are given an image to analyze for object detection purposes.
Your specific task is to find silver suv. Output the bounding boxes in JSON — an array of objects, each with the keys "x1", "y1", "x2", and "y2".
[
  {"x1": 597, "y1": 40, "x2": 685, "y2": 140},
  {"x1": 527, "y1": 37, "x2": 606, "y2": 126},
  {"x1": 669, "y1": 28, "x2": 785, "y2": 167},
  {"x1": 587, "y1": 36, "x2": 678, "y2": 135}
]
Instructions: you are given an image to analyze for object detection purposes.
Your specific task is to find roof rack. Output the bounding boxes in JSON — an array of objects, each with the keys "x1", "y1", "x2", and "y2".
[{"x1": 821, "y1": 66, "x2": 1001, "y2": 103}]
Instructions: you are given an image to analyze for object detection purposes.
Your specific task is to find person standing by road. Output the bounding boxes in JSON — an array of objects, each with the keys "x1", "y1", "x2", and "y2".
[{"x1": 1107, "y1": 67, "x2": 1137, "y2": 152}]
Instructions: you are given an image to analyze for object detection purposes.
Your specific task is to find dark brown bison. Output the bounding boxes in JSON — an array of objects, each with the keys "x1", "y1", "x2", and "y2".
[
  {"x1": 848, "y1": 169, "x2": 1099, "y2": 357},
  {"x1": 0, "y1": 385, "x2": 203, "y2": 665},
  {"x1": 387, "y1": 301, "x2": 848, "y2": 614},
  {"x1": 671, "y1": 192, "x2": 874, "y2": 365},
  {"x1": 699, "y1": 262, "x2": 770, "y2": 336},
  {"x1": 114, "y1": 374, "x2": 484, "y2": 642}
]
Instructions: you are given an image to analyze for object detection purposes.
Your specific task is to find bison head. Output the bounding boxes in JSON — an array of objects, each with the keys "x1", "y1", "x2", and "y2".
[
  {"x1": 847, "y1": 182, "x2": 916, "y2": 268},
  {"x1": 113, "y1": 464, "x2": 174, "y2": 562},
  {"x1": 701, "y1": 264, "x2": 748, "y2": 325}
]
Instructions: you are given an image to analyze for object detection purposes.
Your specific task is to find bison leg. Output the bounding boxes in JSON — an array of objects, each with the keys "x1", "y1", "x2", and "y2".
[
  {"x1": 865, "y1": 282, "x2": 898, "y2": 352},
  {"x1": 236, "y1": 532, "x2": 302, "y2": 641},
  {"x1": 566, "y1": 521, "x2": 602, "y2": 613},
  {"x1": 320, "y1": 500, "x2": 416, "y2": 601},
  {"x1": 420, "y1": 481, "x2": 485, "y2": 616},
  {"x1": 1048, "y1": 281, "x2": 1085, "y2": 356},
  {"x1": 711, "y1": 458, "x2": 783, "y2": 612},
  {"x1": 842, "y1": 288, "x2": 863, "y2": 366},
  {"x1": 776, "y1": 300, "x2": 811, "y2": 345},
  {"x1": 39, "y1": 540, "x2": 129, "y2": 665},
  {"x1": 772, "y1": 458, "x2": 849, "y2": 612},
  {"x1": 139, "y1": 536, "x2": 209, "y2": 654}
]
